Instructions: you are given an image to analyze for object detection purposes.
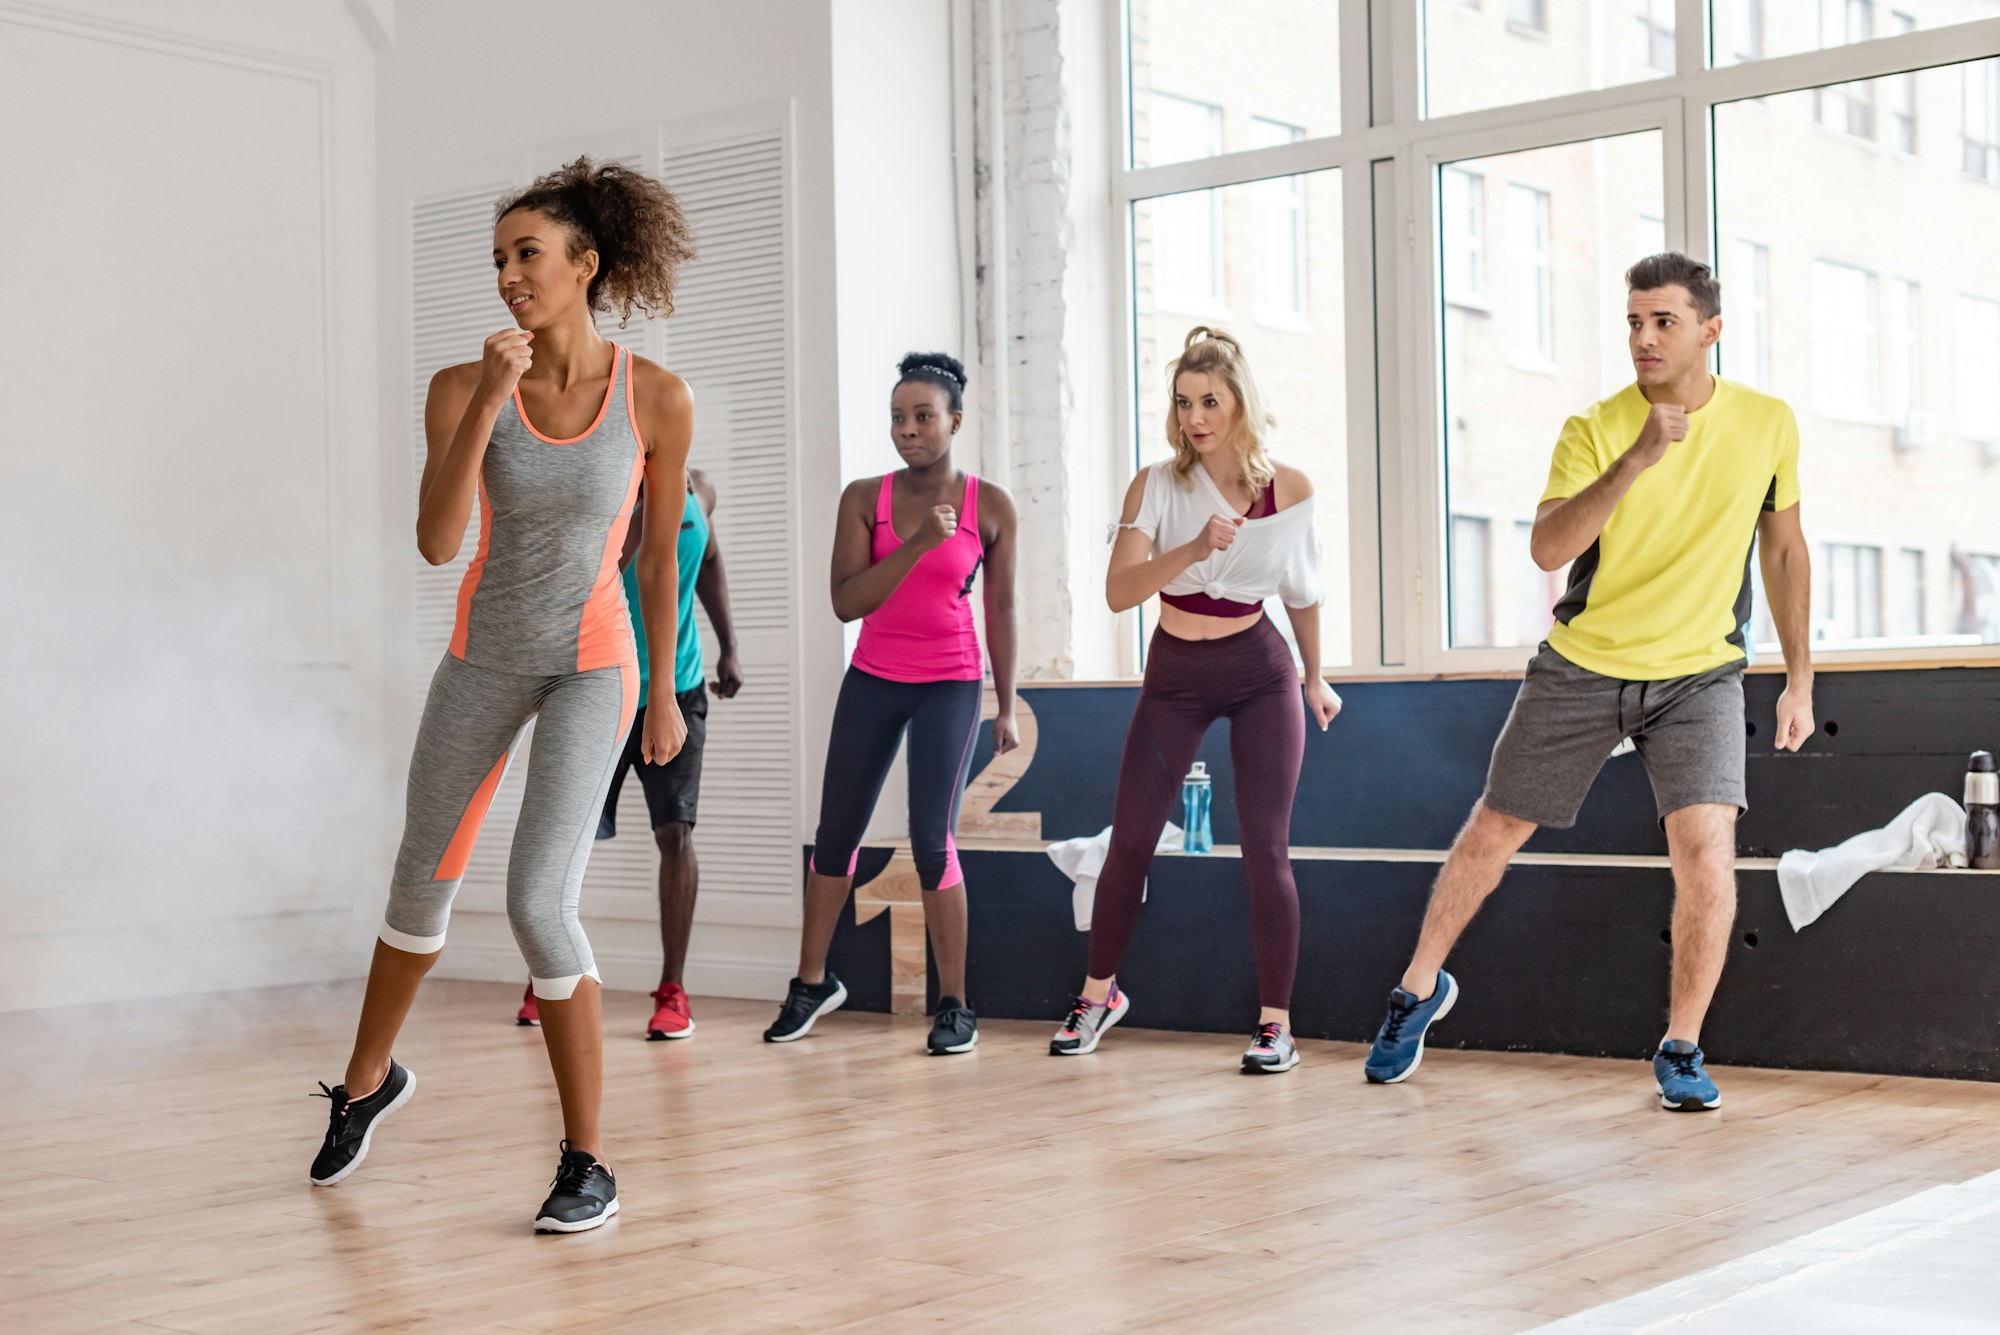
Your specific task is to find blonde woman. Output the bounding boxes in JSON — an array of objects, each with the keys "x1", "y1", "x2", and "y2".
[{"x1": 1050, "y1": 327, "x2": 1341, "y2": 1072}]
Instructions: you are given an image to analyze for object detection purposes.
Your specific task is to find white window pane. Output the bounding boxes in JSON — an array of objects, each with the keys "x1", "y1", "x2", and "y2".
[
  {"x1": 1957, "y1": 296, "x2": 2000, "y2": 441},
  {"x1": 1249, "y1": 118, "x2": 1307, "y2": 321},
  {"x1": 1441, "y1": 167, "x2": 1484, "y2": 306},
  {"x1": 1812, "y1": 260, "x2": 1879, "y2": 419},
  {"x1": 1149, "y1": 93, "x2": 1220, "y2": 168},
  {"x1": 1723, "y1": 241, "x2": 1771, "y2": 390},
  {"x1": 1131, "y1": 169, "x2": 1351, "y2": 664},
  {"x1": 1441, "y1": 131, "x2": 1664, "y2": 648},
  {"x1": 1129, "y1": 9, "x2": 1337, "y2": 167},
  {"x1": 1898, "y1": 548, "x2": 1926, "y2": 637},
  {"x1": 1423, "y1": 0, "x2": 1671, "y2": 119},
  {"x1": 1716, "y1": 0, "x2": 2000, "y2": 67},
  {"x1": 1450, "y1": 515, "x2": 1491, "y2": 645}
]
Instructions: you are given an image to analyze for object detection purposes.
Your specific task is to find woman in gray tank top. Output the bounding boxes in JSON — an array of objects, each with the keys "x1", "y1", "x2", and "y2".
[{"x1": 307, "y1": 158, "x2": 696, "y2": 1234}]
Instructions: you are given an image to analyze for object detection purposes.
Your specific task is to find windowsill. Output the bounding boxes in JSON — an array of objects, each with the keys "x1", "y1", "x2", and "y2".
[
  {"x1": 1504, "y1": 21, "x2": 1549, "y2": 40},
  {"x1": 1957, "y1": 168, "x2": 2000, "y2": 188},
  {"x1": 1445, "y1": 294, "x2": 1492, "y2": 315},
  {"x1": 1507, "y1": 354, "x2": 1560, "y2": 376}
]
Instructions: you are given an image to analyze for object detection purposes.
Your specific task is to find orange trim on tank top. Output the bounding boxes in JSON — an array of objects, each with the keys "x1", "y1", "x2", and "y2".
[
  {"x1": 448, "y1": 471, "x2": 494, "y2": 659},
  {"x1": 512, "y1": 344, "x2": 623, "y2": 445},
  {"x1": 576, "y1": 437, "x2": 647, "y2": 672},
  {"x1": 434, "y1": 751, "x2": 509, "y2": 881}
]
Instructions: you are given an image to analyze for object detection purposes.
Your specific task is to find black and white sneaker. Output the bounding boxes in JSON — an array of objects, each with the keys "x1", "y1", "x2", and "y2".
[
  {"x1": 1241, "y1": 1022, "x2": 1300, "y2": 1074},
  {"x1": 763, "y1": 973, "x2": 848, "y2": 1042},
  {"x1": 1049, "y1": 985, "x2": 1130, "y2": 1055},
  {"x1": 927, "y1": 996, "x2": 978, "y2": 1055},
  {"x1": 309, "y1": 1059, "x2": 415, "y2": 1186},
  {"x1": 533, "y1": 1141, "x2": 619, "y2": 1234}
]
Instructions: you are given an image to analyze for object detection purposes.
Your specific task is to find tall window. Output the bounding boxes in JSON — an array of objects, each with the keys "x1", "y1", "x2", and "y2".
[
  {"x1": 1249, "y1": 117, "x2": 1307, "y2": 322},
  {"x1": 1966, "y1": 60, "x2": 2000, "y2": 182},
  {"x1": 1450, "y1": 515, "x2": 1491, "y2": 645},
  {"x1": 1513, "y1": 519, "x2": 1557, "y2": 646},
  {"x1": 1954, "y1": 551, "x2": 2000, "y2": 639},
  {"x1": 1813, "y1": 260, "x2": 1879, "y2": 419},
  {"x1": 1724, "y1": 241, "x2": 1771, "y2": 390},
  {"x1": 1150, "y1": 95, "x2": 1224, "y2": 311},
  {"x1": 1957, "y1": 296, "x2": 2000, "y2": 442},
  {"x1": 1889, "y1": 12, "x2": 1919, "y2": 154},
  {"x1": 1887, "y1": 278, "x2": 1922, "y2": 442},
  {"x1": 1897, "y1": 548, "x2": 1926, "y2": 637},
  {"x1": 1508, "y1": 0, "x2": 1546, "y2": 33},
  {"x1": 1727, "y1": 0, "x2": 1764, "y2": 63},
  {"x1": 1637, "y1": 0, "x2": 1675, "y2": 73},
  {"x1": 1440, "y1": 167, "x2": 1485, "y2": 307},
  {"x1": 1821, "y1": 542, "x2": 1885, "y2": 640},
  {"x1": 1819, "y1": 1, "x2": 1878, "y2": 139},
  {"x1": 1507, "y1": 184, "x2": 1553, "y2": 365}
]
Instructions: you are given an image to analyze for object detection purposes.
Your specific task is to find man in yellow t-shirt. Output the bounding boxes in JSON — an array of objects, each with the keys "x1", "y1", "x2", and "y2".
[{"x1": 1365, "y1": 253, "x2": 1817, "y2": 1112}]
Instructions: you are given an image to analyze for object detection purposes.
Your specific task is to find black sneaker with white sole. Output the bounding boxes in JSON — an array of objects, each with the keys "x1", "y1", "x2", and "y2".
[
  {"x1": 533, "y1": 1141, "x2": 619, "y2": 1234},
  {"x1": 927, "y1": 996, "x2": 978, "y2": 1055},
  {"x1": 763, "y1": 973, "x2": 848, "y2": 1042},
  {"x1": 309, "y1": 1059, "x2": 415, "y2": 1186}
]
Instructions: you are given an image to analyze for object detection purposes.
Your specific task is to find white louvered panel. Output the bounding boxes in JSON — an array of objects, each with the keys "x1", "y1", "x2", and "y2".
[
  {"x1": 410, "y1": 181, "x2": 517, "y2": 672},
  {"x1": 413, "y1": 121, "x2": 798, "y2": 930},
  {"x1": 652, "y1": 123, "x2": 799, "y2": 903}
]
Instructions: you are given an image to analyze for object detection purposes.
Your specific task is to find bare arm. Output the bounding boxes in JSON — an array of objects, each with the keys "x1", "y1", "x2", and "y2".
[
  {"x1": 828, "y1": 477, "x2": 955, "y2": 623},
  {"x1": 416, "y1": 329, "x2": 533, "y2": 565},
  {"x1": 1529, "y1": 402, "x2": 1687, "y2": 571},
  {"x1": 1758, "y1": 502, "x2": 1815, "y2": 752},
  {"x1": 981, "y1": 485, "x2": 1020, "y2": 753},
  {"x1": 690, "y1": 472, "x2": 742, "y2": 699},
  {"x1": 1105, "y1": 470, "x2": 1236, "y2": 613}
]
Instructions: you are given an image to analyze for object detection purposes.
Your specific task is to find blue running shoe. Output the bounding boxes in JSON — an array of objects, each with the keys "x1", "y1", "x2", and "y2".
[
  {"x1": 1654, "y1": 1039, "x2": 1721, "y2": 1111},
  {"x1": 1363, "y1": 969, "x2": 1458, "y2": 1084}
]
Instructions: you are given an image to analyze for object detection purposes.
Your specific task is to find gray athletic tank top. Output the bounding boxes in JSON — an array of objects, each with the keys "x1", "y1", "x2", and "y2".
[{"x1": 448, "y1": 343, "x2": 645, "y2": 674}]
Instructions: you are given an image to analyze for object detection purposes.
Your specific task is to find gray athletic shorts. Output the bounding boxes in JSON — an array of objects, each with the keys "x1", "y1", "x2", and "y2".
[{"x1": 1482, "y1": 642, "x2": 1747, "y2": 830}]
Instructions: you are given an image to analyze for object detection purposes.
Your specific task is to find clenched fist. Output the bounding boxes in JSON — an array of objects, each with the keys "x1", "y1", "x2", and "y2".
[
  {"x1": 1185, "y1": 513, "x2": 1243, "y2": 559},
  {"x1": 475, "y1": 328, "x2": 534, "y2": 404},
  {"x1": 1629, "y1": 402, "x2": 1688, "y2": 470}
]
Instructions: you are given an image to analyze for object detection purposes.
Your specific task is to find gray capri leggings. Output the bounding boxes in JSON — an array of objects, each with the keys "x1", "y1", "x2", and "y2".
[{"x1": 380, "y1": 653, "x2": 637, "y2": 999}]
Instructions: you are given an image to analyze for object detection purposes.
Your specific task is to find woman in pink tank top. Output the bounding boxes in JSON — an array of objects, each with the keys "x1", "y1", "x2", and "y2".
[{"x1": 763, "y1": 353, "x2": 1019, "y2": 1056}]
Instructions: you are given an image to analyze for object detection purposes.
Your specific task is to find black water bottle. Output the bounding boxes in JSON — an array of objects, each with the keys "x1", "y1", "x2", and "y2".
[{"x1": 1968, "y1": 751, "x2": 2000, "y2": 870}]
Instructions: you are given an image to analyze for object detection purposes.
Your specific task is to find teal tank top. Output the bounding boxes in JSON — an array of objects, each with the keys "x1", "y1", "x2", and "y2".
[{"x1": 622, "y1": 486, "x2": 709, "y2": 706}]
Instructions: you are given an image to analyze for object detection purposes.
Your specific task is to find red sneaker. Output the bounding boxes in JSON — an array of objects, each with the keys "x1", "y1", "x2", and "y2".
[
  {"x1": 516, "y1": 984, "x2": 540, "y2": 1027},
  {"x1": 646, "y1": 983, "x2": 695, "y2": 1040}
]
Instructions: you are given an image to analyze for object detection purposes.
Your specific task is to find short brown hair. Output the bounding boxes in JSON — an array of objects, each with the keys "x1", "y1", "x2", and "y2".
[{"x1": 1625, "y1": 252, "x2": 1720, "y2": 321}]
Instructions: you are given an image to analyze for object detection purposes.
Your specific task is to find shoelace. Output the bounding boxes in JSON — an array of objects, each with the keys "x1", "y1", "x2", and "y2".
[
  {"x1": 1379, "y1": 995, "x2": 1418, "y2": 1045},
  {"x1": 549, "y1": 1144, "x2": 604, "y2": 1197},
  {"x1": 1252, "y1": 1022, "x2": 1284, "y2": 1051},
  {"x1": 1662, "y1": 1048, "x2": 1702, "y2": 1080},
  {"x1": 1060, "y1": 994, "x2": 1097, "y2": 1035},
  {"x1": 312, "y1": 1082, "x2": 351, "y2": 1138}
]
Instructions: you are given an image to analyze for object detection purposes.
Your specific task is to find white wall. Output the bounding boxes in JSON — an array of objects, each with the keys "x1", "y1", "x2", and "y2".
[
  {"x1": 376, "y1": 0, "x2": 856, "y2": 1001},
  {"x1": 0, "y1": 0, "x2": 389, "y2": 1010}
]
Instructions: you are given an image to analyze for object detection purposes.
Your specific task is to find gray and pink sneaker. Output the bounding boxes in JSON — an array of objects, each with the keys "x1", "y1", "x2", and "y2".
[
  {"x1": 1049, "y1": 984, "x2": 1129, "y2": 1055},
  {"x1": 1241, "y1": 1022, "x2": 1299, "y2": 1074}
]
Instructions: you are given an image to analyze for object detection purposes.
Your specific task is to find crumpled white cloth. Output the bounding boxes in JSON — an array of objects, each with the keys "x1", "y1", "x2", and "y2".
[
  {"x1": 1047, "y1": 823, "x2": 1183, "y2": 931},
  {"x1": 1777, "y1": 792, "x2": 1968, "y2": 931}
]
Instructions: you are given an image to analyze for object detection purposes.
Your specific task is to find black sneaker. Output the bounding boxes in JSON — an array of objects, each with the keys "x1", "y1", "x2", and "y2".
[
  {"x1": 763, "y1": 973, "x2": 848, "y2": 1042},
  {"x1": 927, "y1": 996, "x2": 978, "y2": 1055},
  {"x1": 533, "y1": 1141, "x2": 619, "y2": 1233},
  {"x1": 309, "y1": 1059, "x2": 415, "y2": 1186}
]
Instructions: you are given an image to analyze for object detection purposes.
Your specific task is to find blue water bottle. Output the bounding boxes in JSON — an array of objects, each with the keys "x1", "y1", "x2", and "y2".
[{"x1": 1182, "y1": 761, "x2": 1213, "y2": 855}]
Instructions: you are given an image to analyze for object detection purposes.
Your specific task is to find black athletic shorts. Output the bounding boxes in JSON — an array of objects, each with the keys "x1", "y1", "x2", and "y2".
[{"x1": 597, "y1": 686, "x2": 708, "y2": 838}]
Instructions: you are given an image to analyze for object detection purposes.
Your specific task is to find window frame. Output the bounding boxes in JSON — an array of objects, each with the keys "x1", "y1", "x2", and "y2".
[{"x1": 1105, "y1": 0, "x2": 2000, "y2": 677}]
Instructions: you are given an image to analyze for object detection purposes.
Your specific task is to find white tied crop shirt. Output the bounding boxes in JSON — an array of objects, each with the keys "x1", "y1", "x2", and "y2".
[{"x1": 1120, "y1": 461, "x2": 1324, "y2": 610}]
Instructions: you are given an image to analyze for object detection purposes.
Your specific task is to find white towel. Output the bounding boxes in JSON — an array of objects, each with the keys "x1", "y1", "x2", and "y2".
[
  {"x1": 1047, "y1": 823, "x2": 1183, "y2": 931},
  {"x1": 1777, "y1": 793, "x2": 1968, "y2": 931}
]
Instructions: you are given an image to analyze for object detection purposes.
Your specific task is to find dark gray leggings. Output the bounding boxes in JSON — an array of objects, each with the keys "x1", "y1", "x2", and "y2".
[{"x1": 810, "y1": 668, "x2": 983, "y2": 890}]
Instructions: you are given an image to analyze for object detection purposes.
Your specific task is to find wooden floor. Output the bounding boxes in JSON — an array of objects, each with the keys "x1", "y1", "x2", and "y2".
[{"x1": 8, "y1": 980, "x2": 1999, "y2": 1334}]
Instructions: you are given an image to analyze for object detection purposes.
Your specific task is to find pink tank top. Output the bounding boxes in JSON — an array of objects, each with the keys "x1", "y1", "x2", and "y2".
[{"x1": 850, "y1": 472, "x2": 986, "y2": 683}]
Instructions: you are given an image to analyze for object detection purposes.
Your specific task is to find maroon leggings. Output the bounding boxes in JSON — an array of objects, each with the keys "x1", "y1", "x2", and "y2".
[{"x1": 1086, "y1": 616, "x2": 1307, "y2": 1008}]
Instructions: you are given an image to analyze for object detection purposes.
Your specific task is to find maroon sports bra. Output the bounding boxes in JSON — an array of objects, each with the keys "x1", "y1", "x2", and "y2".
[{"x1": 1160, "y1": 485, "x2": 1276, "y2": 618}]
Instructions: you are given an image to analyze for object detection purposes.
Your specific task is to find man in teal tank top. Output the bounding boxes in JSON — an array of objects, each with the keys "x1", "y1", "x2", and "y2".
[{"x1": 515, "y1": 468, "x2": 741, "y2": 1039}]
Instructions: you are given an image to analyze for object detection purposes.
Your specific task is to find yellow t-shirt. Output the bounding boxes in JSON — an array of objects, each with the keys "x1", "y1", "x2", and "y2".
[{"x1": 1540, "y1": 378, "x2": 1801, "y2": 681}]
